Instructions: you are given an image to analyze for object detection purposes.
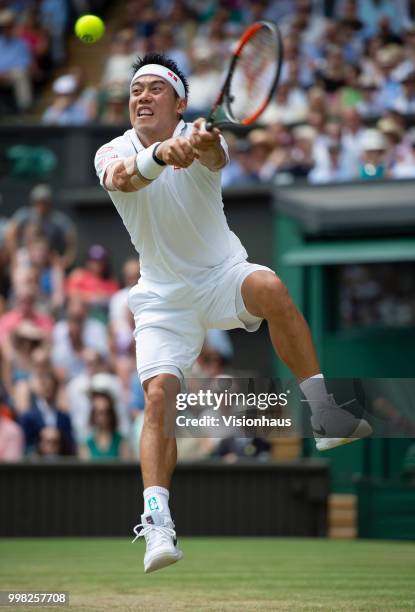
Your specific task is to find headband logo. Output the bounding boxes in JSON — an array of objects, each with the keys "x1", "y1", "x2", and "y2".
[{"x1": 168, "y1": 71, "x2": 178, "y2": 82}]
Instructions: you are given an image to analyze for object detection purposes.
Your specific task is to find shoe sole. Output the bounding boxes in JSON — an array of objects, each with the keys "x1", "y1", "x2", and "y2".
[
  {"x1": 144, "y1": 549, "x2": 183, "y2": 574},
  {"x1": 316, "y1": 419, "x2": 373, "y2": 451}
]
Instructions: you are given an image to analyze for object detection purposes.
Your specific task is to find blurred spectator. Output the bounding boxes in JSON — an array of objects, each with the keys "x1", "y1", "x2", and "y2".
[
  {"x1": 316, "y1": 44, "x2": 348, "y2": 93},
  {"x1": 0, "y1": 320, "x2": 47, "y2": 396},
  {"x1": 341, "y1": 107, "x2": 366, "y2": 175},
  {"x1": 79, "y1": 385, "x2": 130, "y2": 460},
  {"x1": 52, "y1": 297, "x2": 108, "y2": 382},
  {"x1": 193, "y1": 329, "x2": 234, "y2": 378},
  {"x1": 187, "y1": 48, "x2": 220, "y2": 115},
  {"x1": 309, "y1": 138, "x2": 354, "y2": 183},
  {"x1": 14, "y1": 232, "x2": 65, "y2": 314},
  {"x1": 101, "y1": 28, "x2": 137, "y2": 89},
  {"x1": 153, "y1": 23, "x2": 191, "y2": 74},
  {"x1": 16, "y1": 6, "x2": 50, "y2": 86},
  {"x1": 39, "y1": 0, "x2": 68, "y2": 65},
  {"x1": 393, "y1": 70, "x2": 415, "y2": 113},
  {"x1": 262, "y1": 79, "x2": 308, "y2": 125},
  {"x1": 66, "y1": 244, "x2": 119, "y2": 317},
  {"x1": 0, "y1": 268, "x2": 54, "y2": 344},
  {"x1": 5, "y1": 184, "x2": 77, "y2": 269},
  {"x1": 99, "y1": 84, "x2": 129, "y2": 125},
  {"x1": 0, "y1": 8, "x2": 33, "y2": 112},
  {"x1": 0, "y1": 402, "x2": 24, "y2": 461},
  {"x1": 374, "y1": 45, "x2": 403, "y2": 110},
  {"x1": 358, "y1": 128, "x2": 387, "y2": 179},
  {"x1": 42, "y1": 73, "x2": 95, "y2": 125},
  {"x1": 377, "y1": 116, "x2": 410, "y2": 171},
  {"x1": 109, "y1": 257, "x2": 140, "y2": 380},
  {"x1": 66, "y1": 361, "x2": 130, "y2": 446},
  {"x1": 357, "y1": 0, "x2": 407, "y2": 38},
  {"x1": 391, "y1": 127, "x2": 415, "y2": 178},
  {"x1": 19, "y1": 368, "x2": 74, "y2": 455},
  {"x1": 357, "y1": 74, "x2": 385, "y2": 118},
  {"x1": 36, "y1": 425, "x2": 66, "y2": 458},
  {"x1": 221, "y1": 132, "x2": 252, "y2": 188}
]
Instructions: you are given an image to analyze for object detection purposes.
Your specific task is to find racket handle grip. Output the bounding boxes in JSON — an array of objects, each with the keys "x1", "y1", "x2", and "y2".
[{"x1": 205, "y1": 121, "x2": 213, "y2": 132}]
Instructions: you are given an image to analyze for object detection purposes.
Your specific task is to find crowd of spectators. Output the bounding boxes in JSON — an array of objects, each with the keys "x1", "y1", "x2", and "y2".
[
  {"x1": 3, "y1": 0, "x2": 415, "y2": 183},
  {"x1": 0, "y1": 0, "x2": 106, "y2": 113},
  {"x1": 0, "y1": 184, "x2": 249, "y2": 462}
]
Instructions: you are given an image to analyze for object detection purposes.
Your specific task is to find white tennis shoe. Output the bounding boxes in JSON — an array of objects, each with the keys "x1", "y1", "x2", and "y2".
[
  {"x1": 312, "y1": 395, "x2": 373, "y2": 451},
  {"x1": 132, "y1": 511, "x2": 183, "y2": 573}
]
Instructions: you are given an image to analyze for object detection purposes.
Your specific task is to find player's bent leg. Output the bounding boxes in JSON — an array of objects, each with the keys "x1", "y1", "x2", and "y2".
[
  {"x1": 241, "y1": 271, "x2": 320, "y2": 379},
  {"x1": 241, "y1": 271, "x2": 372, "y2": 449},
  {"x1": 133, "y1": 373, "x2": 183, "y2": 573}
]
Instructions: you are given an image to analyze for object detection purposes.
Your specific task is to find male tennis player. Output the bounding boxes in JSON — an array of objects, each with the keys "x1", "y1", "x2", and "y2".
[{"x1": 95, "y1": 53, "x2": 372, "y2": 573}]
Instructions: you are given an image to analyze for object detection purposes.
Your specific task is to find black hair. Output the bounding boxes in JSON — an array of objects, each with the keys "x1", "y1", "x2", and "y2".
[{"x1": 131, "y1": 53, "x2": 189, "y2": 99}]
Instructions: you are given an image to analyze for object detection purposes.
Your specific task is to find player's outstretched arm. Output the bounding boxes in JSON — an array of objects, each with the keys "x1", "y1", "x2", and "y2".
[
  {"x1": 102, "y1": 138, "x2": 199, "y2": 192},
  {"x1": 189, "y1": 118, "x2": 227, "y2": 171}
]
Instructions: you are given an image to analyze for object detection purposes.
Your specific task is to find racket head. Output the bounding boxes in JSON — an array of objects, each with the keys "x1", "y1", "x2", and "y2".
[{"x1": 206, "y1": 21, "x2": 283, "y2": 130}]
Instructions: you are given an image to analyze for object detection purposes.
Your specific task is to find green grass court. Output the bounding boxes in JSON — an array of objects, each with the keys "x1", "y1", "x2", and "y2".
[{"x1": 1, "y1": 538, "x2": 414, "y2": 611}]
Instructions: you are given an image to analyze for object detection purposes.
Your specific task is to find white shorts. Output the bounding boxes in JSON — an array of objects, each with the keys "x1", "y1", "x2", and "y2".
[{"x1": 128, "y1": 260, "x2": 274, "y2": 384}]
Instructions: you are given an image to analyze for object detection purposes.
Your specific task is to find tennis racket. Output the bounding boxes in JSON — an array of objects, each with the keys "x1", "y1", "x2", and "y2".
[{"x1": 205, "y1": 20, "x2": 283, "y2": 131}]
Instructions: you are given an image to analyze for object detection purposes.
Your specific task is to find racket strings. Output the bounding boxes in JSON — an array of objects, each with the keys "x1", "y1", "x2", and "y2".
[{"x1": 229, "y1": 26, "x2": 279, "y2": 122}]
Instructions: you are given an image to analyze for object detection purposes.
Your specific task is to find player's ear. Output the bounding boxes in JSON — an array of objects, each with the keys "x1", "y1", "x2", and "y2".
[{"x1": 177, "y1": 97, "x2": 187, "y2": 115}]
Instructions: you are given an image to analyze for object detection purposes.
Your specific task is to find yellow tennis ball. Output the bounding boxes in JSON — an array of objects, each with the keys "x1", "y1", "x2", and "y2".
[{"x1": 75, "y1": 15, "x2": 105, "y2": 44}]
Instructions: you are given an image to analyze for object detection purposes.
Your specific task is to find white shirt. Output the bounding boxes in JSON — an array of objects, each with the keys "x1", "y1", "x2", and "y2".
[{"x1": 94, "y1": 120, "x2": 247, "y2": 297}]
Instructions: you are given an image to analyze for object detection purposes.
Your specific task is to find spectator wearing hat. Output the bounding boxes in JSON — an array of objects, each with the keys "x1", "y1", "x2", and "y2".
[
  {"x1": 66, "y1": 245, "x2": 120, "y2": 319},
  {"x1": 5, "y1": 184, "x2": 77, "y2": 270},
  {"x1": 42, "y1": 73, "x2": 92, "y2": 125},
  {"x1": 375, "y1": 46, "x2": 403, "y2": 110},
  {"x1": 52, "y1": 297, "x2": 108, "y2": 382},
  {"x1": 19, "y1": 368, "x2": 74, "y2": 455},
  {"x1": 79, "y1": 378, "x2": 131, "y2": 460},
  {"x1": 0, "y1": 9, "x2": 33, "y2": 112},
  {"x1": 65, "y1": 351, "x2": 129, "y2": 446},
  {"x1": 358, "y1": 128, "x2": 387, "y2": 179},
  {"x1": 377, "y1": 116, "x2": 411, "y2": 171},
  {"x1": 357, "y1": 74, "x2": 385, "y2": 118}
]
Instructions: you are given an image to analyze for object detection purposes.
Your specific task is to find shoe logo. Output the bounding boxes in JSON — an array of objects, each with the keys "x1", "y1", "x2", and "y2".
[
  {"x1": 313, "y1": 425, "x2": 326, "y2": 436},
  {"x1": 145, "y1": 515, "x2": 154, "y2": 525}
]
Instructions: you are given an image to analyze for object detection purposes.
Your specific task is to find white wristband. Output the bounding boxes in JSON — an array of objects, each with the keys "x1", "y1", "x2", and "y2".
[{"x1": 136, "y1": 142, "x2": 166, "y2": 181}]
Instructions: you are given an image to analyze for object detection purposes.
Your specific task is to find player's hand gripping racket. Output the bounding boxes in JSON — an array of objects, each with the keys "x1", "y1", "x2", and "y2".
[{"x1": 205, "y1": 21, "x2": 283, "y2": 131}]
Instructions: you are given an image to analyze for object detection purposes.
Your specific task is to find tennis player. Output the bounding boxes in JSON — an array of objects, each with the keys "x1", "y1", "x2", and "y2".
[{"x1": 94, "y1": 53, "x2": 372, "y2": 573}]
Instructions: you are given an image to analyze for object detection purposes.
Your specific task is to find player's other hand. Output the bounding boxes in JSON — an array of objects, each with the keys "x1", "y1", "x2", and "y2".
[
  {"x1": 157, "y1": 137, "x2": 199, "y2": 168},
  {"x1": 189, "y1": 118, "x2": 221, "y2": 151}
]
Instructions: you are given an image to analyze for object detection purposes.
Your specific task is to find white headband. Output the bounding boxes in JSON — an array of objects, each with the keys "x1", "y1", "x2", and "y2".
[{"x1": 130, "y1": 64, "x2": 186, "y2": 98}]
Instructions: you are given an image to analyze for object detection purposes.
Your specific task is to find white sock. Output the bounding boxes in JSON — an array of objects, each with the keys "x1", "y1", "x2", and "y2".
[
  {"x1": 143, "y1": 486, "x2": 171, "y2": 518},
  {"x1": 299, "y1": 374, "x2": 330, "y2": 414}
]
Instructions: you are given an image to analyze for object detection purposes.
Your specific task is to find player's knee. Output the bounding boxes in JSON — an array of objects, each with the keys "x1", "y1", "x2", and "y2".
[
  {"x1": 258, "y1": 275, "x2": 291, "y2": 319},
  {"x1": 144, "y1": 383, "x2": 168, "y2": 426}
]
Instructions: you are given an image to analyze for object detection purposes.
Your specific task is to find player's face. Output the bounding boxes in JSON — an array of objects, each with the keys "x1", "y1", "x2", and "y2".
[{"x1": 129, "y1": 76, "x2": 186, "y2": 134}]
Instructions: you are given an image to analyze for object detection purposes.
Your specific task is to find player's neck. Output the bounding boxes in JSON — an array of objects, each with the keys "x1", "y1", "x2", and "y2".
[{"x1": 135, "y1": 120, "x2": 182, "y2": 148}]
